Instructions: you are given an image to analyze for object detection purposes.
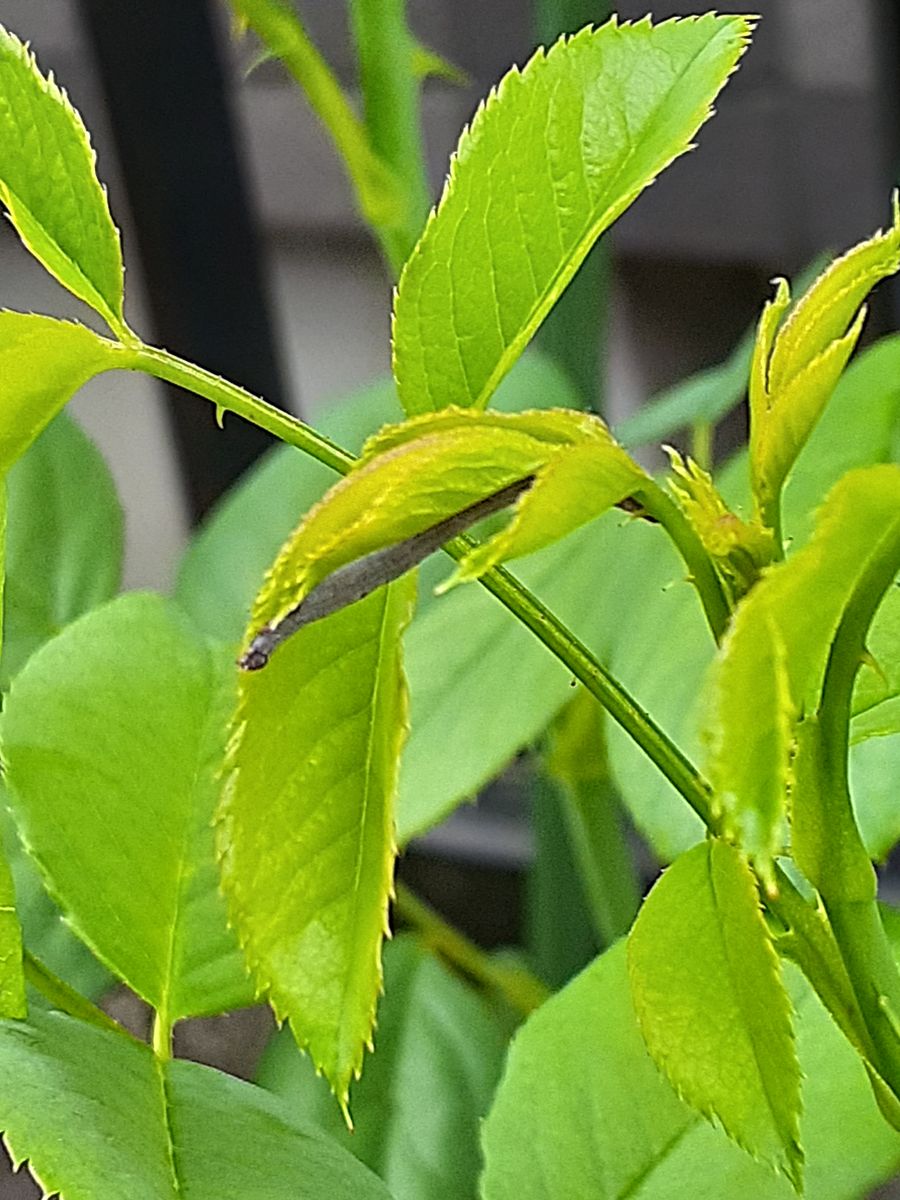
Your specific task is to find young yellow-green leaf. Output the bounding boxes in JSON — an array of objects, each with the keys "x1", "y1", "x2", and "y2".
[
  {"x1": 706, "y1": 465, "x2": 900, "y2": 885},
  {"x1": 246, "y1": 407, "x2": 646, "y2": 655},
  {"x1": 627, "y1": 839, "x2": 802, "y2": 1187},
  {"x1": 392, "y1": 14, "x2": 752, "y2": 416},
  {"x1": 0, "y1": 312, "x2": 119, "y2": 473},
  {"x1": 0, "y1": 27, "x2": 127, "y2": 334},
  {"x1": 220, "y1": 576, "x2": 416, "y2": 1109},
  {"x1": 666, "y1": 447, "x2": 774, "y2": 600},
  {"x1": 750, "y1": 199, "x2": 900, "y2": 528},
  {"x1": 0, "y1": 1009, "x2": 392, "y2": 1199},
  {"x1": 1, "y1": 593, "x2": 254, "y2": 1021}
]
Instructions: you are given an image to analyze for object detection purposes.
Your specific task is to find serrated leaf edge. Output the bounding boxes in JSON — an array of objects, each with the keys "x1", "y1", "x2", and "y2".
[{"x1": 392, "y1": 12, "x2": 755, "y2": 414}]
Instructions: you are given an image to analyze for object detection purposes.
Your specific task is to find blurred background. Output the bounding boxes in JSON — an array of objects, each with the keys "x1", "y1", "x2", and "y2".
[{"x1": 1, "y1": 1, "x2": 900, "y2": 1194}]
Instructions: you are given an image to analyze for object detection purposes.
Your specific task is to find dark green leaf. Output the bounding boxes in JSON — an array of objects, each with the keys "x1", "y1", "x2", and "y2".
[{"x1": 0, "y1": 1008, "x2": 392, "y2": 1198}]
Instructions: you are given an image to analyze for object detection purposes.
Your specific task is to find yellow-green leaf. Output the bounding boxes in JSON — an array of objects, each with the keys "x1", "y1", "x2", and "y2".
[
  {"x1": 705, "y1": 465, "x2": 900, "y2": 885},
  {"x1": 749, "y1": 199, "x2": 900, "y2": 528},
  {"x1": 0, "y1": 27, "x2": 127, "y2": 334},
  {"x1": 244, "y1": 408, "x2": 646, "y2": 658},
  {"x1": 393, "y1": 14, "x2": 752, "y2": 415},
  {"x1": 627, "y1": 839, "x2": 802, "y2": 1187},
  {"x1": 219, "y1": 576, "x2": 416, "y2": 1109},
  {"x1": 0, "y1": 313, "x2": 118, "y2": 473}
]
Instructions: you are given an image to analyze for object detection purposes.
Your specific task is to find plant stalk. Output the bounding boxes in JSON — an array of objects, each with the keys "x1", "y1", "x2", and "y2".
[
  {"x1": 348, "y1": 0, "x2": 430, "y2": 273},
  {"x1": 394, "y1": 882, "x2": 550, "y2": 1015}
]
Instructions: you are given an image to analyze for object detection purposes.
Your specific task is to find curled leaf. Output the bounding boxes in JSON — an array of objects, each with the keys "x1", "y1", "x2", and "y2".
[{"x1": 750, "y1": 198, "x2": 900, "y2": 528}]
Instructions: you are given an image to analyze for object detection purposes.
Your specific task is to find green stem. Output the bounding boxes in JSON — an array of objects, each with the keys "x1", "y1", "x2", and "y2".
[
  {"x1": 636, "y1": 478, "x2": 731, "y2": 642},
  {"x1": 151, "y1": 1008, "x2": 173, "y2": 1060},
  {"x1": 394, "y1": 882, "x2": 550, "y2": 1015},
  {"x1": 127, "y1": 341, "x2": 717, "y2": 826},
  {"x1": 458, "y1": 552, "x2": 717, "y2": 828},
  {"x1": 24, "y1": 951, "x2": 140, "y2": 1044},
  {"x1": 230, "y1": 0, "x2": 403, "y2": 270},
  {"x1": 349, "y1": 0, "x2": 429, "y2": 273},
  {"x1": 125, "y1": 344, "x2": 354, "y2": 474},
  {"x1": 690, "y1": 419, "x2": 713, "y2": 472},
  {"x1": 812, "y1": 532, "x2": 900, "y2": 1091}
]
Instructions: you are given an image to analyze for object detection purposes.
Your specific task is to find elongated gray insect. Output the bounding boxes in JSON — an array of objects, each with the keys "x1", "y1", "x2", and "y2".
[{"x1": 240, "y1": 475, "x2": 536, "y2": 670}]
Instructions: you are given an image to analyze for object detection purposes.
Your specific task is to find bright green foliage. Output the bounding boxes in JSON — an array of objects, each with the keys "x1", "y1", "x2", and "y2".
[
  {"x1": 220, "y1": 578, "x2": 416, "y2": 1108},
  {"x1": 0, "y1": 313, "x2": 118, "y2": 474},
  {"x1": 4, "y1": 411, "x2": 123, "y2": 686},
  {"x1": 258, "y1": 935, "x2": 507, "y2": 1200},
  {"x1": 482, "y1": 940, "x2": 900, "y2": 1200},
  {"x1": 0, "y1": 835, "x2": 25, "y2": 1020},
  {"x1": 0, "y1": 27, "x2": 126, "y2": 334},
  {"x1": 1, "y1": 593, "x2": 254, "y2": 1020},
  {"x1": 0, "y1": 1008, "x2": 392, "y2": 1198},
  {"x1": 0, "y1": 804, "x2": 109, "y2": 997},
  {"x1": 261, "y1": 406, "x2": 644, "y2": 611},
  {"x1": 853, "y1": 588, "x2": 900, "y2": 741},
  {"x1": 627, "y1": 840, "x2": 802, "y2": 1186},
  {"x1": 749, "y1": 200, "x2": 900, "y2": 529},
  {"x1": 0, "y1": 482, "x2": 24, "y2": 1020},
  {"x1": 392, "y1": 14, "x2": 752, "y2": 416},
  {"x1": 707, "y1": 465, "x2": 900, "y2": 886},
  {"x1": 175, "y1": 354, "x2": 579, "y2": 644},
  {"x1": 605, "y1": 335, "x2": 900, "y2": 865}
]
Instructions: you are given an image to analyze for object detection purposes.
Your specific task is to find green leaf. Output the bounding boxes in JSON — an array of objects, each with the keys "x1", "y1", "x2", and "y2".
[
  {"x1": 627, "y1": 839, "x2": 802, "y2": 1185},
  {"x1": 749, "y1": 200, "x2": 900, "y2": 528},
  {"x1": 392, "y1": 14, "x2": 752, "y2": 416},
  {"x1": 219, "y1": 577, "x2": 416, "y2": 1108},
  {"x1": 246, "y1": 408, "x2": 644, "y2": 646},
  {"x1": 176, "y1": 353, "x2": 577, "y2": 645},
  {"x1": 0, "y1": 832, "x2": 25, "y2": 1020},
  {"x1": 0, "y1": 313, "x2": 118, "y2": 474},
  {"x1": 1, "y1": 592, "x2": 253, "y2": 1020},
  {"x1": 482, "y1": 938, "x2": 900, "y2": 1200},
  {"x1": 0, "y1": 802, "x2": 109, "y2": 997},
  {"x1": 258, "y1": 934, "x2": 507, "y2": 1199},
  {"x1": 0, "y1": 484, "x2": 24, "y2": 1019},
  {"x1": 0, "y1": 27, "x2": 126, "y2": 334},
  {"x1": 0, "y1": 1008, "x2": 392, "y2": 1198},
  {"x1": 4, "y1": 411, "x2": 123, "y2": 687},
  {"x1": 707, "y1": 465, "x2": 900, "y2": 886}
]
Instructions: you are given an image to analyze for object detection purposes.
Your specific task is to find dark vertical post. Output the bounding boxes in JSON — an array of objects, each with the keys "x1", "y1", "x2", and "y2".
[{"x1": 77, "y1": 0, "x2": 289, "y2": 519}]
